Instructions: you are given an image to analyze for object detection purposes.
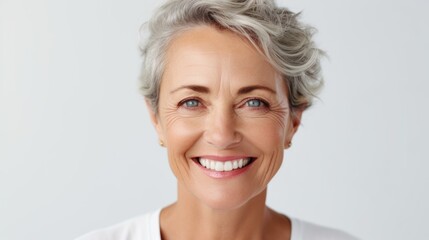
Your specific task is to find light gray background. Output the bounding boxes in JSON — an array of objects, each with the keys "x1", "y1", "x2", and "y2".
[{"x1": 1, "y1": 0, "x2": 428, "y2": 239}]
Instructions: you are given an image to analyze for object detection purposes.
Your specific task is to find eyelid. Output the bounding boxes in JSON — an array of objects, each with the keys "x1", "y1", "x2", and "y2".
[
  {"x1": 177, "y1": 97, "x2": 270, "y2": 109},
  {"x1": 241, "y1": 97, "x2": 270, "y2": 108},
  {"x1": 178, "y1": 97, "x2": 204, "y2": 108}
]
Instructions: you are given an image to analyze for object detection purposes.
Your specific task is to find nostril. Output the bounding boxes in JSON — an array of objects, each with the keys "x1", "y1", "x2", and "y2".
[
  {"x1": 204, "y1": 110, "x2": 241, "y2": 148},
  {"x1": 205, "y1": 130, "x2": 242, "y2": 149}
]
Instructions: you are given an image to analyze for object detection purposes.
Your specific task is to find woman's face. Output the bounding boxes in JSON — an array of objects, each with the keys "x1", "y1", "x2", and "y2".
[{"x1": 148, "y1": 26, "x2": 302, "y2": 210}]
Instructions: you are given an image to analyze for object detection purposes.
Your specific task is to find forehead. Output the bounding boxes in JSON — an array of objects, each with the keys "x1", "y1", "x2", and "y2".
[{"x1": 163, "y1": 26, "x2": 276, "y2": 88}]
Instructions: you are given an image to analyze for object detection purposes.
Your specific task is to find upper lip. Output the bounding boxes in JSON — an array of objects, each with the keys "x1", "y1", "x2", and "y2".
[{"x1": 192, "y1": 155, "x2": 254, "y2": 162}]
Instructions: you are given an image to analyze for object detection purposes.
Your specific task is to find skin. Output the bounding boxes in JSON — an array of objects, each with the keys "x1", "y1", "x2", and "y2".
[{"x1": 147, "y1": 25, "x2": 303, "y2": 240}]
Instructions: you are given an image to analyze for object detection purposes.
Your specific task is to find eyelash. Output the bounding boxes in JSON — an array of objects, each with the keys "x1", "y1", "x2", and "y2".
[
  {"x1": 177, "y1": 97, "x2": 270, "y2": 110},
  {"x1": 178, "y1": 98, "x2": 203, "y2": 109},
  {"x1": 242, "y1": 98, "x2": 270, "y2": 109}
]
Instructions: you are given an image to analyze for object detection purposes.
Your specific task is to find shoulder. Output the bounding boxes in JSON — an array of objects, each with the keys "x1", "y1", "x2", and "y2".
[
  {"x1": 74, "y1": 210, "x2": 161, "y2": 240},
  {"x1": 290, "y1": 217, "x2": 359, "y2": 240}
]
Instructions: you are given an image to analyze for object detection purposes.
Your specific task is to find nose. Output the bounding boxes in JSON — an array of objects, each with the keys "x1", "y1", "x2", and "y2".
[{"x1": 204, "y1": 107, "x2": 242, "y2": 149}]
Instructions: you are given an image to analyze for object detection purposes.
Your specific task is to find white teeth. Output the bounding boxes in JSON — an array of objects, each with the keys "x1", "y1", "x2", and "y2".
[
  {"x1": 224, "y1": 161, "x2": 233, "y2": 171},
  {"x1": 232, "y1": 160, "x2": 238, "y2": 169},
  {"x1": 199, "y1": 158, "x2": 207, "y2": 167},
  {"x1": 243, "y1": 158, "x2": 249, "y2": 166},
  {"x1": 215, "y1": 162, "x2": 224, "y2": 171},
  {"x1": 198, "y1": 158, "x2": 252, "y2": 172},
  {"x1": 210, "y1": 161, "x2": 216, "y2": 170}
]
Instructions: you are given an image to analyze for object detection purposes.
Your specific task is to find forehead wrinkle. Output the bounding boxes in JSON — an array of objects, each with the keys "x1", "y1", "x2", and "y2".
[
  {"x1": 163, "y1": 52, "x2": 221, "y2": 96},
  {"x1": 166, "y1": 26, "x2": 278, "y2": 100},
  {"x1": 185, "y1": 50, "x2": 220, "y2": 73},
  {"x1": 219, "y1": 53, "x2": 233, "y2": 99}
]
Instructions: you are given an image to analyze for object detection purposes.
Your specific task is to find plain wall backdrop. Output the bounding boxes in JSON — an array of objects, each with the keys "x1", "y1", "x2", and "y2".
[{"x1": 1, "y1": 0, "x2": 428, "y2": 239}]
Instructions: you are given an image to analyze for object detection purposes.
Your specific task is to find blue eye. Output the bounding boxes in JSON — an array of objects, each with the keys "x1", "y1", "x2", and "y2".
[
  {"x1": 182, "y1": 99, "x2": 200, "y2": 108},
  {"x1": 246, "y1": 99, "x2": 266, "y2": 108}
]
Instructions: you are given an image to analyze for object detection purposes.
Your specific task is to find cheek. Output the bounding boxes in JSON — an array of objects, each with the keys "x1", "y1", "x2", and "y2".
[
  {"x1": 163, "y1": 115, "x2": 204, "y2": 164},
  {"x1": 241, "y1": 116, "x2": 289, "y2": 184},
  {"x1": 248, "y1": 119, "x2": 286, "y2": 164},
  {"x1": 162, "y1": 119, "x2": 199, "y2": 181},
  {"x1": 241, "y1": 114, "x2": 289, "y2": 149}
]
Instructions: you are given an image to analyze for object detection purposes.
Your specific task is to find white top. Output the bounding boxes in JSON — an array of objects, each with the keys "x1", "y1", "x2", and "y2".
[{"x1": 75, "y1": 209, "x2": 359, "y2": 240}]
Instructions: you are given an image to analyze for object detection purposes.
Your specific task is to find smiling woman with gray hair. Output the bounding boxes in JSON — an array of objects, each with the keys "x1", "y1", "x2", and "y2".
[{"x1": 76, "y1": 0, "x2": 358, "y2": 239}]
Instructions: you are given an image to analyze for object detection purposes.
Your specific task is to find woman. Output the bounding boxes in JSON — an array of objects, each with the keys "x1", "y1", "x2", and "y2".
[{"x1": 77, "y1": 0, "x2": 358, "y2": 239}]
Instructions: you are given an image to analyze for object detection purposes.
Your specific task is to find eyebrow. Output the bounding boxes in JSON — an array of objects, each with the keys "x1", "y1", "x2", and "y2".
[
  {"x1": 170, "y1": 85, "x2": 210, "y2": 94},
  {"x1": 170, "y1": 84, "x2": 276, "y2": 95},
  {"x1": 237, "y1": 85, "x2": 276, "y2": 95}
]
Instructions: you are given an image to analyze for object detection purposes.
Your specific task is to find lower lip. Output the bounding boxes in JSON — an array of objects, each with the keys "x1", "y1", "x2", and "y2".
[{"x1": 193, "y1": 159, "x2": 254, "y2": 179}]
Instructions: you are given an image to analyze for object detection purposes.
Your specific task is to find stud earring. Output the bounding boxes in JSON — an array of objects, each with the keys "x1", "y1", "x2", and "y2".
[
  {"x1": 159, "y1": 140, "x2": 165, "y2": 147},
  {"x1": 287, "y1": 142, "x2": 292, "y2": 149}
]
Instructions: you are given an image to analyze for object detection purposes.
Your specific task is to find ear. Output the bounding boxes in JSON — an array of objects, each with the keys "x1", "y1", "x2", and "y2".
[
  {"x1": 284, "y1": 108, "x2": 304, "y2": 149},
  {"x1": 145, "y1": 99, "x2": 165, "y2": 145}
]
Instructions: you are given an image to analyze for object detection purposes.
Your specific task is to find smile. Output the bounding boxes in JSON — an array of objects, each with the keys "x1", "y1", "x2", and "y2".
[{"x1": 196, "y1": 157, "x2": 254, "y2": 172}]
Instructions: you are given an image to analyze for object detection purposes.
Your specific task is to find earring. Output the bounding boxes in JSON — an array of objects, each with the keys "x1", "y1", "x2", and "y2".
[
  {"x1": 159, "y1": 140, "x2": 165, "y2": 147},
  {"x1": 287, "y1": 142, "x2": 292, "y2": 149}
]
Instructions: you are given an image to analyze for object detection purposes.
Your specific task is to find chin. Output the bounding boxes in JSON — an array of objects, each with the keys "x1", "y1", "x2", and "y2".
[{"x1": 194, "y1": 185, "x2": 266, "y2": 211}]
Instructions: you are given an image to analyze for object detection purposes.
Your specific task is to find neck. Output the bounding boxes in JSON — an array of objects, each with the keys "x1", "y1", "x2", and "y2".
[{"x1": 160, "y1": 183, "x2": 290, "y2": 240}]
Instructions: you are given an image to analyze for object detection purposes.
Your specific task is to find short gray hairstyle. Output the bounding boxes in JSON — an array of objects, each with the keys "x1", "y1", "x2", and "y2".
[{"x1": 140, "y1": 0, "x2": 324, "y2": 113}]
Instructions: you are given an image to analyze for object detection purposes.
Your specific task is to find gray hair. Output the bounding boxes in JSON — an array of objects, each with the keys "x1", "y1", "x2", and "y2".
[{"x1": 139, "y1": 0, "x2": 324, "y2": 113}]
